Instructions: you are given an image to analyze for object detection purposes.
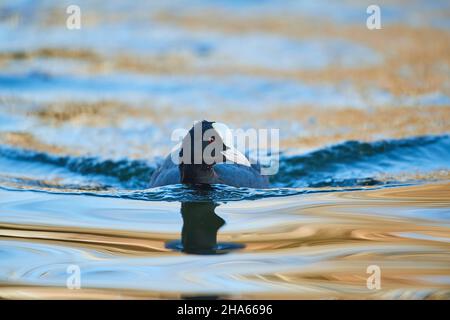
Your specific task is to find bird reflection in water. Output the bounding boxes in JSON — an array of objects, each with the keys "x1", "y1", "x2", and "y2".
[{"x1": 165, "y1": 187, "x2": 245, "y2": 255}]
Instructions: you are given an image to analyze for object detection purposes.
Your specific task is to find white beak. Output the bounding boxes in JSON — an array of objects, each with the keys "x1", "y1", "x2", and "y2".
[{"x1": 221, "y1": 148, "x2": 251, "y2": 167}]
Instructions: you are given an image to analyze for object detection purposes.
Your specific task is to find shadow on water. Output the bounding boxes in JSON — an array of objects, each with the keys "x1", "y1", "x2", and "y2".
[
  {"x1": 165, "y1": 186, "x2": 244, "y2": 299},
  {"x1": 165, "y1": 186, "x2": 245, "y2": 255}
]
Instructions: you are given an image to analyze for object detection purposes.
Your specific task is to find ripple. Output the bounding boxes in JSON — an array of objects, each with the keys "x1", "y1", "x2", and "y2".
[{"x1": 1, "y1": 135, "x2": 448, "y2": 202}]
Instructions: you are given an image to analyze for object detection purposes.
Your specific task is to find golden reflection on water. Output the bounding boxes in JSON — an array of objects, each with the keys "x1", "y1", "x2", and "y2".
[
  {"x1": 1, "y1": 0, "x2": 449, "y2": 300},
  {"x1": 0, "y1": 182, "x2": 449, "y2": 299},
  {"x1": 1, "y1": 1, "x2": 449, "y2": 159}
]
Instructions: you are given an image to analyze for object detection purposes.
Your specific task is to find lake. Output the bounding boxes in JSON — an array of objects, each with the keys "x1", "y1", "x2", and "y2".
[{"x1": 0, "y1": 0, "x2": 449, "y2": 299}]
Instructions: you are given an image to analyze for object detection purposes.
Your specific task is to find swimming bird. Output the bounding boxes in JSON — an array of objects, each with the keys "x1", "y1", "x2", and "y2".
[{"x1": 149, "y1": 120, "x2": 269, "y2": 188}]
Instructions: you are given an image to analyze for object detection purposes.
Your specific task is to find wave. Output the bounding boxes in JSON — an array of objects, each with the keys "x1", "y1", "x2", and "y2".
[
  {"x1": 274, "y1": 134, "x2": 450, "y2": 187},
  {"x1": 0, "y1": 146, "x2": 155, "y2": 189},
  {"x1": 0, "y1": 135, "x2": 449, "y2": 201}
]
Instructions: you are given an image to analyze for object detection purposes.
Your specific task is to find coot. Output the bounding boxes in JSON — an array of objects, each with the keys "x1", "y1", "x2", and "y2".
[{"x1": 149, "y1": 121, "x2": 269, "y2": 188}]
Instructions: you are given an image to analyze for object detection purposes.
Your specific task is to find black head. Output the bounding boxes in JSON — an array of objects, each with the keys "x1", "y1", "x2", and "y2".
[{"x1": 179, "y1": 120, "x2": 227, "y2": 184}]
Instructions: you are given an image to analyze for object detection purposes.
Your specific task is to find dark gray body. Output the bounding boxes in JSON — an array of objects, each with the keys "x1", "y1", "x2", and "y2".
[{"x1": 149, "y1": 154, "x2": 269, "y2": 188}]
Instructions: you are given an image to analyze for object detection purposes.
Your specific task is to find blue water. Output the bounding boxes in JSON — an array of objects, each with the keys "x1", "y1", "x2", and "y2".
[
  {"x1": 1, "y1": 135, "x2": 449, "y2": 202},
  {"x1": 0, "y1": 0, "x2": 449, "y2": 299}
]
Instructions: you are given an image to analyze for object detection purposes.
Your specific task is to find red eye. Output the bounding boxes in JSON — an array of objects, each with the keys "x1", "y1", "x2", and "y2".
[{"x1": 208, "y1": 136, "x2": 215, "y2": 143}]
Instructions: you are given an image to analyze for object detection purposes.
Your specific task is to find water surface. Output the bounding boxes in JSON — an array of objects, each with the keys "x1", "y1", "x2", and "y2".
[{"x1": 0, "y1": 0, "x2": 449, "y2": 299}]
